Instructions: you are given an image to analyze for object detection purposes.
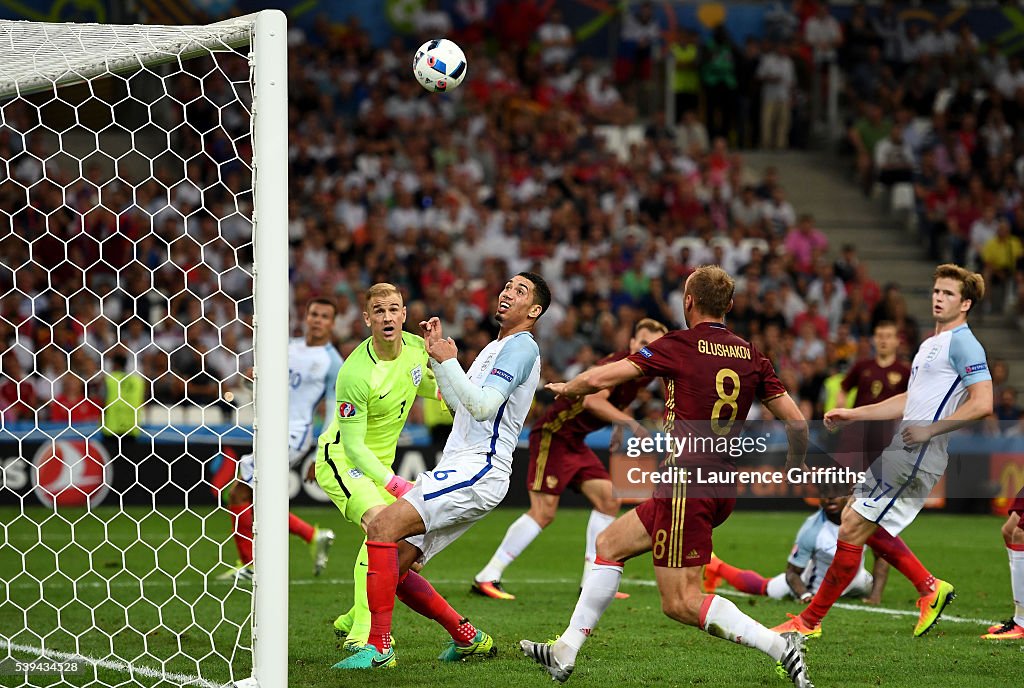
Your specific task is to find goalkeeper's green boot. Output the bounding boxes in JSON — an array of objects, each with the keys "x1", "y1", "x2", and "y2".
[{"x1": 331, "y1": 643, "x2": 395, "y2": 670}]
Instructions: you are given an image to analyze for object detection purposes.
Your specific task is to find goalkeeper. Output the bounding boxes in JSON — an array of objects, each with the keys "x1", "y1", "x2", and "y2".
[{"x1": 316, "y1": 282, "x2": 444, "y2": 651}]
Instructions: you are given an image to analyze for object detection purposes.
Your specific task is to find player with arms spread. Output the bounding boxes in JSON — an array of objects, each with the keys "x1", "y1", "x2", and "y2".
[
  {"x1": 337, "y1": 271, "x2": 551, "y2": 670},
  {"x1": 223, "y1": 298, "x2": 342, "y2": 581},
  {"x1": 315, "y1": 283, "x2": 440, "y2": 654},
  {"x1": 472, "y1": 318, "x2": 668, "y2": 600},
  {"x1": 774, "y1": 264, "x2": 993, "y2": 639},
  {"x1": 521, "y1": 265, "x2": 815, "y2": 688}
]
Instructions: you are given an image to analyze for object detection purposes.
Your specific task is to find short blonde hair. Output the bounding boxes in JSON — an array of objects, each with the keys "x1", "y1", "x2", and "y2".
[
  {"x1": 934, "y1": 264, "x2": 985, "y2": 310},
  {"x1": 634, "y1": 318, "x2": 669, "y2": 336},
  {"x1": 685, "y1": 265, "x2": 735, "y2": 318},
  {"x1": 363, "y1": 283, "x2": 403, "y2": 308}
]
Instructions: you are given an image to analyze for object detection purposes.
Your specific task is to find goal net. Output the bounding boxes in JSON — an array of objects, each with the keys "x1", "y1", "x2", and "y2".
[{"x1": 0, "y1": 11, "x2": 288, "y2": 687}]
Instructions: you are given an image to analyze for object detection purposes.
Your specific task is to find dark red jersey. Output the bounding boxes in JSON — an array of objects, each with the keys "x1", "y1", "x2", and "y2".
[
  {"x1": 626, "y1": 322, "x2": 787, "y2": 466},
  {"x1": 534, "y1": 351, "x2": 648, "y2": 439},
  {"x1": 841, "y1": 358, "x2": 910, "y2": 408}
]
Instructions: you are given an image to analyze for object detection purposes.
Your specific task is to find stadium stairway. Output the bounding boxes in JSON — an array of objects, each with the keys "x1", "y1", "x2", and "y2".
[{"x1": 742, "y1": 149, "x2": 1024, "y2": 391}]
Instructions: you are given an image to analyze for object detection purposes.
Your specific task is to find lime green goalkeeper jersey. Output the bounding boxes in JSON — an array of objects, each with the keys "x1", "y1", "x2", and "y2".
[{"x1": 317, "y1": 331, "x2": 437, "y2": 484}]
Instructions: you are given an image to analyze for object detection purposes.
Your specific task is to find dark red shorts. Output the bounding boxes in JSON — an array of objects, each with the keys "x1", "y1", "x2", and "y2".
[
  {"x1": 635, "y1": 484, "x2": 735, "y2": 568},
  {"x1": 526, "y1": 429, "x2": 610, "y2": 496},
  {"x1": 1010, "y1": 485, "x2": 1024, "y2": 518}
]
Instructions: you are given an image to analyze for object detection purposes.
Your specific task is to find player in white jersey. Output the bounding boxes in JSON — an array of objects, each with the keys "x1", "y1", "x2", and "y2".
[
  {"x1": 705, "y1": 484, "x2": 886, "y2": 607},
  {"x1": 224, "y1": 298, "x2": 344, "y2": 580},
  {"x1": 774, "y1": 265, "x2": 993, "y2": 639},
  {"x1": 335, "y1": 272, "x2": 550, "y2": 670}
]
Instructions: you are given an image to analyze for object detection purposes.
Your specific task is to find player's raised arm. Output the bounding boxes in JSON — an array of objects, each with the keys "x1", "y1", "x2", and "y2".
[
  {"x1": 546, "y1": 358, "x2": 643, "y2": 398},
  {"x1": 428, "y1": 333, "x2": 539, "y2": 421}
]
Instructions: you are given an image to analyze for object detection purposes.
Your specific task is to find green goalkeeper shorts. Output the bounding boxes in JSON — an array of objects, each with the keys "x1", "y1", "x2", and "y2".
[{"x1": 315, "y1": 445, "x2": 394, "y2": 526}]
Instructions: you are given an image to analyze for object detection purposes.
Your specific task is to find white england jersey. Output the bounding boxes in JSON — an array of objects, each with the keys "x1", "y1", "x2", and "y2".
[
  {"x1": 789, "y1": 509, "x2": 866, "y2": 594},
  {"x1": 898, "y1": 324, "x2": 990, "y2": 474},
  {"x1": 437, "y1": 332, "x2": 541, "y2": 475},
  {"x1": 288, "y1": 337, "x2": 343, "y2": 453}
]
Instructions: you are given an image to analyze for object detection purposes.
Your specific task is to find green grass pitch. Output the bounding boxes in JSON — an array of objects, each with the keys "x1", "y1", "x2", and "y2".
[{"x1": 0, "y1": 505, "x2": 1018, "y2": 687}]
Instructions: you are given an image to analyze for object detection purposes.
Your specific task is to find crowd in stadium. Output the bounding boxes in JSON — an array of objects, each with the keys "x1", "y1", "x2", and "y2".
[{"x1": 0, "y1": 0, "x2": 1021, "y2": 435}]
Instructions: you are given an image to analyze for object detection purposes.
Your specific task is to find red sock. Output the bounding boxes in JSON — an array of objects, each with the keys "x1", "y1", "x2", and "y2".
[
  {"x1": 227, "y1": 502, "x2": 253, "y2": 565},
  {"x1": 288, "y1": 513, "x2": 315, "y2": 543},
  {"x1": 716, "y1": 560, "x2": 770, "y2": 595},
  {"x1": 867, "y1": 528, "x2": 934, "y2": 595},
  {"x1": 801, "y1": 540, "x2": 862, "y2": 627},
  {"x1": 210, "y1": 448, "x2": 237, "y2": 498},
  {"x1": 397, "y1": 570, "x2": 477, "y2": 644},
  {"x1": 366, "y1": 541, "x2": 400, "y2": 652}
]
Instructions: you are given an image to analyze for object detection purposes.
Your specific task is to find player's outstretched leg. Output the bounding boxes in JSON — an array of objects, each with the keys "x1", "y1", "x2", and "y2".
[
  {"x1": 473, "y1": 513, "x2": 542, "y2": 600},
  {"x1": 336, "y1": 541, "x2": 374, "y2": 650},
  {"x1": 395, "y1": 570, "x2": 495, "y2": 661},
  {"x1": 867, "y1": 528, "x2": 954, "y2": 636},
  {"x1": 674, "y1": 572, "x2": 814, "y2": 687},
  {"x1": 982, "y1": 511, "x2": 1024, "y2": 639},
  {"x1": 333, "y1": 541, "x2": 399, "y2": 670},
  {"x1": 521, "y1": 553, "x2": 623, "y2": 682},
  {"x1": 222, "y1": 482, "x2": 254, "y2": 582},
  {"x1": 703, "y1": 554, "x2": 770, "y2": 595},
  {"x1": 772, "y1": 540, "x2": 865, "y2": 638},
  {"x1": 775, "y1": 632, "x2": 815, "y2": 688}
]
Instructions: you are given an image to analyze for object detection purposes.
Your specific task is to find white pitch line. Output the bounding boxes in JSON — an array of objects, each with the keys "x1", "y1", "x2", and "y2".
[
  {"x1": 4, "y1": 575, "x2": 1000, "y2": 628},
  {"x1": 0, "y1": 640, "x2": 232, "y2": 687}
]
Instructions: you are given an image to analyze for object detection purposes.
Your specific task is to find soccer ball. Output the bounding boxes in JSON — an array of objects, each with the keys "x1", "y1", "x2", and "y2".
[{"x1": 412, "y1": 38, "x2": 467, "y2": 93}]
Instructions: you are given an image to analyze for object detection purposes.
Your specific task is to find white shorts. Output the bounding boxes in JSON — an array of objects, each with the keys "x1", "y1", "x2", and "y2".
[
  {"x1": 237, "y1": 430, "x2": 313, "y2": 486},
  {"x1": 403, "y1": 452, "x2": 509, "y2": 564},
  {"x1": 764, "y1": 567, "x2": 873, "y2": 600},
  {"x1": 850, "y1": 448, "x2": 942, "y2": 537}
]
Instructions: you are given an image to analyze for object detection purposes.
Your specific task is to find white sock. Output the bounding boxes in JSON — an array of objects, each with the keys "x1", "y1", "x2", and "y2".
[
  {"x1": 581, "y1": 511, "x2": 615, "y2": 586},
  {"x1": 475, "y1": 514, "x2": 543, "y2": 583},
  {"x1": 555, "y1": 559, "x2": 622, "y2": 666},
  {"x1": 764, "y1": 573, "x2": 791, "y2": 600},
  {"x1": 702, "y1": 595, "x2": 787, "y2": 661},
  {"x1": 1009, "y1": 546, "x2": 1024, "y2": 627}
]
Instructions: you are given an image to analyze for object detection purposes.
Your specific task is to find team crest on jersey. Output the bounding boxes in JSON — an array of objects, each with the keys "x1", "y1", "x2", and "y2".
[
  {"x1": 410, "y1": 364, "x2": 423, "y2": 387},
  {"x1": 925, "y1": 345, "x2": 941, "y2": 363},
  {"x1": 338, "y1": 401, "x2": 357, "y2": 418},
  {"x1": 348, "y1": 468, "x2": 363, "y2": 479},
  {"x1": 887, "y1": 372, "x2": 903, "y2": 386}
]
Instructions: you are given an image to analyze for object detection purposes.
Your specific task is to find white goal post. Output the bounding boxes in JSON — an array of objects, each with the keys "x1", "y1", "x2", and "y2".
[{"x1": 0, "y1": 10, "x2": 288, "y2": 688}]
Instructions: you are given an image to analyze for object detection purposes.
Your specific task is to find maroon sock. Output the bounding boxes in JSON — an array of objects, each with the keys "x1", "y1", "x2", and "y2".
[
  {"x1": 716, "y1": 560, "x2": 770, "y2": 595},
  {"x1": 227, "y1": 502, "x2": 253, "y2": 565},
  {"x1": 366, "y1": 541, "x2": 400, "y2": 652},
  {"x1": 287, "y1": 512, "x2": 315, "y2": 542},
  {"x1": 802, "y1": 540, "x2": 862, "y2": 627},
  {"x1": 867, "y1": 528, "x2": 934, "y2": 595},
  {"x1": 397, "y1": 570, "x2": 477, "y2": 644}
]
